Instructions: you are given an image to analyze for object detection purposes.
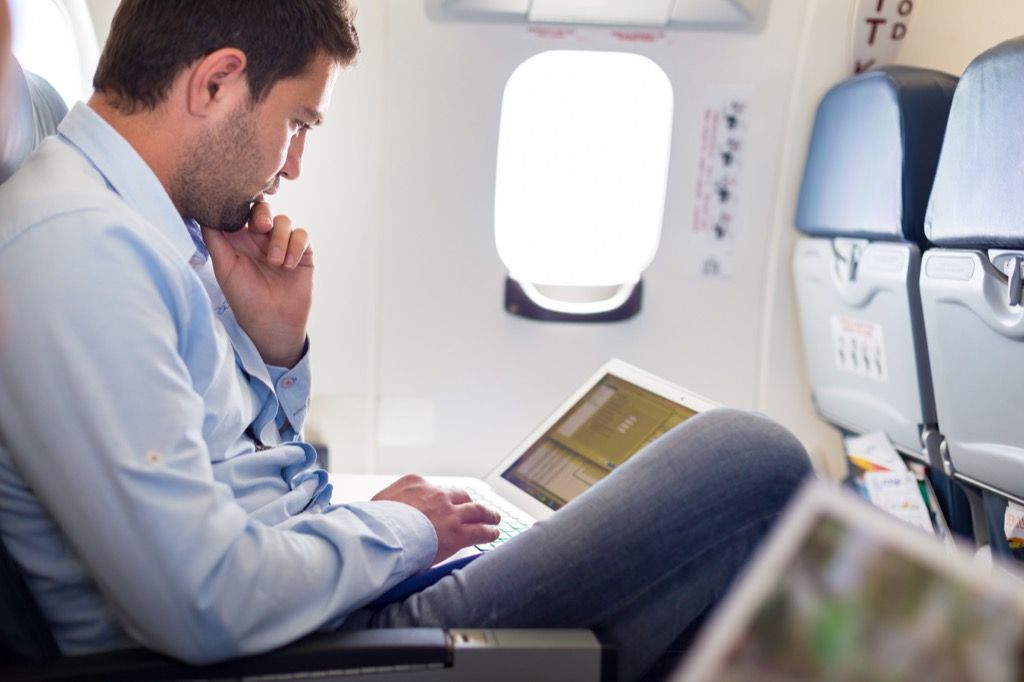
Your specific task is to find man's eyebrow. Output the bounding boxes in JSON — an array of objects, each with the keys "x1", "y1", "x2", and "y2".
[{"x1": 301, "y1": 106, "x2": 325, "y2": 126}]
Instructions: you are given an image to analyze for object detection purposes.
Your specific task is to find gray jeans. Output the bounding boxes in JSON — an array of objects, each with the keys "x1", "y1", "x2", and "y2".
[{"x1": 354, "y1": 408, "x2": 811, "y2": 681}]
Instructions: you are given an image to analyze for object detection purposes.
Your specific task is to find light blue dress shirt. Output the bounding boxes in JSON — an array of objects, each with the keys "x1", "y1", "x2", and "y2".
[{"x1": 0, "y1": 103, "x2": 436, "y2": 663}]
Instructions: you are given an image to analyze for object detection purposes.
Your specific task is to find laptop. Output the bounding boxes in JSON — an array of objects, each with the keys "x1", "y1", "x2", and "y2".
[
  {"x1": 672, "y1": 480, "x2": 1024, "y2": 682},
  {"x1": 331, "y1": 358, "x2": 719, "y2": 554}
]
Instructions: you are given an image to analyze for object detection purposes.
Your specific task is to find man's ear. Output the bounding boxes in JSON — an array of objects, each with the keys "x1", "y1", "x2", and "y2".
[{"x1": 186, "y1": 48, "x2": 248, "y2": 117}]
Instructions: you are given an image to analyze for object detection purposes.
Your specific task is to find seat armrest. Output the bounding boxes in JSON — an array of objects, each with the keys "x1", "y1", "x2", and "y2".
[
  {"x1": 2, "y1": 628, "x2": 451, "y2": 681},
  {"x1": 3, "y1": 628, "x2": 609, "y2": 681}
]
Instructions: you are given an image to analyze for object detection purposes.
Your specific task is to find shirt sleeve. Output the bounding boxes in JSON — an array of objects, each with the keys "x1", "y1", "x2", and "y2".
[
  {"x1": 0, "y1": 217, "x2": 437, "y2": 663},
  {"x1": 267, "y1": 338, "x2": 312, "y2": 439}
]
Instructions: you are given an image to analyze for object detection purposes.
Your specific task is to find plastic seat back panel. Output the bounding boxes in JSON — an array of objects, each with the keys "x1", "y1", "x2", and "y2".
[{"x1": 794, "y1": 237, "x2": 935, "y2": 457}]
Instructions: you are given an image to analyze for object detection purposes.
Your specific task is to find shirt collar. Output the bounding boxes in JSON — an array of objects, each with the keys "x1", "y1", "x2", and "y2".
[
  {"x1": 57, "y1": 102, "x2": 199, "y2": 262},
  {"x1": 184, "y1": 218, "x2": 210, "y2": 268}
]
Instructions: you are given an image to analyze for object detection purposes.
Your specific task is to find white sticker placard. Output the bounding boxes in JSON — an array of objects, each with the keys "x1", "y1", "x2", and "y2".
[
  {"x1": 690, "y1": 86, "x2": 751, "y2": 279},
  {"x1": 831, "y1": 315, "x2": 889, "y2": 381},
  {"x1": 864, "y1": 470, "x2": 935, "y2": 535},
  {"x1": 525, "y1": 25, "x2": 578, "y2": 41},
  {"x1": 851, "y1": 0, "x2": 918, "y2": 75},
  {"x1": 1005, "y1": 501, "x2": 1024, "y2": 550}
]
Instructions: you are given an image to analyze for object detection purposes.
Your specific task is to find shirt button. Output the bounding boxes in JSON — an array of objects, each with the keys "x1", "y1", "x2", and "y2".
[{"x1": 281, "y1": 377, "x2": 296, "y2": 389}]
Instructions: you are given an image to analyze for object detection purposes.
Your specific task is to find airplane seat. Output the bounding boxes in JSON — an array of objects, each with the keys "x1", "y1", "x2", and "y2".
[
  {"x1": 792, "y1": 65, "x2": 956, "y2": 471},
  {"x1": 0, "y1": 55, "x2": 68, "y2": 184},
  {"x1": 0, "y1": 533, "x2": 59, "y2": 663},
  {"x1": 792, "y1": 66, "x2": 982, "y2": 542},
  {"x1": 920, "y1": 36, "x2": 1024, "y2": 554}
]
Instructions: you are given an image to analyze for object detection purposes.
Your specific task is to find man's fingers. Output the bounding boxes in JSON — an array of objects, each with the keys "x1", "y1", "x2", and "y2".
[
  {"x1": 461, "y1": 524, "x2": 501, "y2": 546},
  {"x1": 267, "y1": 214, "x2": 293, "y2": 266},
  {"x1": 446, "y1": 488, "x2": 472, "y2": 505},
  {"x1": 200, "y1": 227, "x2": 235, "y2": 274},
  {"x1": 249, "y1": 201, "x2": 274, "y2": 232},
  {"x1": 283, "y1": 228, "x2": 311, "y2": 269},
  {"x1": 370, "y1": 474, "x2": 507, "y2": 562},
  {"x1": 456, "y1": 502, "x2": 501, "y2": 526}
]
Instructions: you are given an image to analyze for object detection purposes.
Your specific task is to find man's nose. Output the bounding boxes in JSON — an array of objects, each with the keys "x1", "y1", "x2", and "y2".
[{"x1": 279, "y1": 133, "x2": 306, "y2": 181}]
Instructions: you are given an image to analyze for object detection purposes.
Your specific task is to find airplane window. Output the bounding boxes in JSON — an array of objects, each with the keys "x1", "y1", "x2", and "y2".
[
  {"x1": 8, "y1": 0, "x2": 97, "y2": 106},
  {"x1": 495, "y1": 50, "x2": 673, "y2": 320}
]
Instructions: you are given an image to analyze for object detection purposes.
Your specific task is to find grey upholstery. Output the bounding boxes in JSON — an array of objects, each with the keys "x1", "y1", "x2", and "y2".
[
  {"x1": 921, "y1": 37, "x2": 1024, "y2": 502},
  {"x1": 0, "y1": 56, "x2": 68, "y2": 184},
  {"x1": 926, "y1": 37, "x2": 1024, "y2": 249},
  {"x1": 796, "y1": 66, "x2": 957, "y2": 246},
  {"x1": 793, "y1": 66, "x2": 957, "y2": 463}
]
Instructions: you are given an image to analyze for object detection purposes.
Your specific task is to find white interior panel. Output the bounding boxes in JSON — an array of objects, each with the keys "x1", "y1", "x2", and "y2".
[
  {"x1": 528, "y1": 0, "x2": 673, "y2": 26},
  {"x1": 370, "y1": 0, "x2": 807, "y2": 477},
  {"x1": 671, "y1": 0, "x2": 755, "y2": 23},
  {"x1": 444, "y1": 0, "x2": 529, "y2": 13}
]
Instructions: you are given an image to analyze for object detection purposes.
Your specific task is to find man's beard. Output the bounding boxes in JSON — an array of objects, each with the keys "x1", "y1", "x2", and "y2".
[{"x1": 172, "y1": 106, "x2": 265, "y2": 232}]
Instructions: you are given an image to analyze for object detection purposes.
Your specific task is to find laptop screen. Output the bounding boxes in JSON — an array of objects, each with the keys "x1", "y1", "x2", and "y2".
[
  {"x1": 500, "y1": 372, "x2": 698, "y2": 511},
  {"x1": 699, "y1": 515, "x2": 1024, "y2": 681}
]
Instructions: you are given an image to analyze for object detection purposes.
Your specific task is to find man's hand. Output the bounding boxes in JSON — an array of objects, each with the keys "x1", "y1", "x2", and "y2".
[
  {"x1": 372, "y1": 475, "x2": 501, "y2": 565},
  {"x1": 202, "y1": 202, "x2": 312, "y2": 368}
]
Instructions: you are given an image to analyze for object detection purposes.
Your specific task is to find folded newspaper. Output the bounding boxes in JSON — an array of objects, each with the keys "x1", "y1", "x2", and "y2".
[{"x1": 844, "y1": 432, "x2": 934, "y2": 535}]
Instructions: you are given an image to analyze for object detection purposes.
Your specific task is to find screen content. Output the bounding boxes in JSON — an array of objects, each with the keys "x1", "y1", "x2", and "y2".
[{"x1": 501, "y1": 373, "x2": 697, "y2": 510}]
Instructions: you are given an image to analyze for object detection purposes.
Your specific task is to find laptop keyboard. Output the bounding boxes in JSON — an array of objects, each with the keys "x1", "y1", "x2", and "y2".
[{"x1": 460, "y1": 483, "x2": 536, "y2": 551}]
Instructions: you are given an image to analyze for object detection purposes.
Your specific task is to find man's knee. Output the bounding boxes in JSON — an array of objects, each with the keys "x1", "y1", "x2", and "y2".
[{"x1": 654, "y1": 407, "x2": 813, "y2": 512}]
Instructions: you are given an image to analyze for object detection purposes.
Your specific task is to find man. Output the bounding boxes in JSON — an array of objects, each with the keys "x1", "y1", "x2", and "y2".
[{"x1": 0, "y1": 1, "x2": 811, "y2": 679}]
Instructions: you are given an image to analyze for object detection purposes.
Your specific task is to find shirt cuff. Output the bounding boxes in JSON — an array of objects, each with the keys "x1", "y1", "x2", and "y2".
[
  {"x1": 344, "y1": 500, "x2": 438, "y2": 574},
  {"x1": 268, "y1": 338, "x2": 312, "y2": 434}
]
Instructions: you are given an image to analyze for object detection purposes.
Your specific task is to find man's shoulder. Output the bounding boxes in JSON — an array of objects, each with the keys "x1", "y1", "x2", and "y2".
[
  {"x1": 0, "y1": 136, "x2": 175, "y2": 262},
  {"x1": 1, "y1": 136, "x2": 111, "y2": 225}
]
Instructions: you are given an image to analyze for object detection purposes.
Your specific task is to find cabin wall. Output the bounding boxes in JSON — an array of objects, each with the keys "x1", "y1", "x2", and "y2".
[
  {"x1": 78, "y1": 0, "x2": 1024, "y2": 479},
  {"x1": 295, "y1": 0, "x2": 837, "y2": 477}
]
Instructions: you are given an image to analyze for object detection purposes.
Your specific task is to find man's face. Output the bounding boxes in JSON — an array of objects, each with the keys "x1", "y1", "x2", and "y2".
[{"x1": 173, "y1": 53, "x2": 338, "y2": 231}]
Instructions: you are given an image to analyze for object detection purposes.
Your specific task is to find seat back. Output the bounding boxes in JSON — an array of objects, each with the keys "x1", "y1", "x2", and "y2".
[
  {"x1": 0, "y1": 55, "x2": 68, "y2": 661},
  {"x1": 0, "y1": 535, "x2": 59, "y2": 662},
  {"x1": 792, "y1": 66, "x2": 957, "y2": 464},
  {"x1": 921, "y1": 37, "x2": 1024, "y2": 502},
  {"x1": 0, "y1": 56, "x2": 68, "y2": 184}
]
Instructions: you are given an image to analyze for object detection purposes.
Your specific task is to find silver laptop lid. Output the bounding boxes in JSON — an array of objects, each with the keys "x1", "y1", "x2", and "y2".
[
  {"x1": 484, "y1": 358, "x2": 719, "y2": 518},
  {"x1": 674, "y1": 480, "x2": 1024, "y2": 681}
]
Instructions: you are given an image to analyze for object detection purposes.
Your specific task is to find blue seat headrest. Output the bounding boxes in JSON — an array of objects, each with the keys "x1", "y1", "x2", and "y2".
[
  {"x1": 796, "y1": 66, "x2": 957, "y2": 246},
  {"x1": 0, "y1": 57, "x2": 68, "y2": 185},
  {"x1": 926, "y1": 37, "x2": 1024, "y2": 248}
]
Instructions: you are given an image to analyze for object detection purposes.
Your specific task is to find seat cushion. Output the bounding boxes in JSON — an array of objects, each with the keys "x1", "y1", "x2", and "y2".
[{"x1": 796, "y1": 66, "x2": 957, "y2": 245}]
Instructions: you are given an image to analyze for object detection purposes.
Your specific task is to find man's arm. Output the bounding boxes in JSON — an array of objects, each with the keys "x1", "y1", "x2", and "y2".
[
  {"x1": 202, "y1": 203, "x2": 311, "y2": 368},
  {"x1": 202, "y1": 203, "x2": 502, "y2": 552},
  {"x1": 0, "y1": 215, "x2": 435, "y2": 663}
]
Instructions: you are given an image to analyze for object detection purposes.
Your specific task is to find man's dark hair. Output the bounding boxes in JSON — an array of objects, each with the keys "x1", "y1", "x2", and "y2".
[{"x1": 93, "y1": 0, "x2": 359, "y2": 113}]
